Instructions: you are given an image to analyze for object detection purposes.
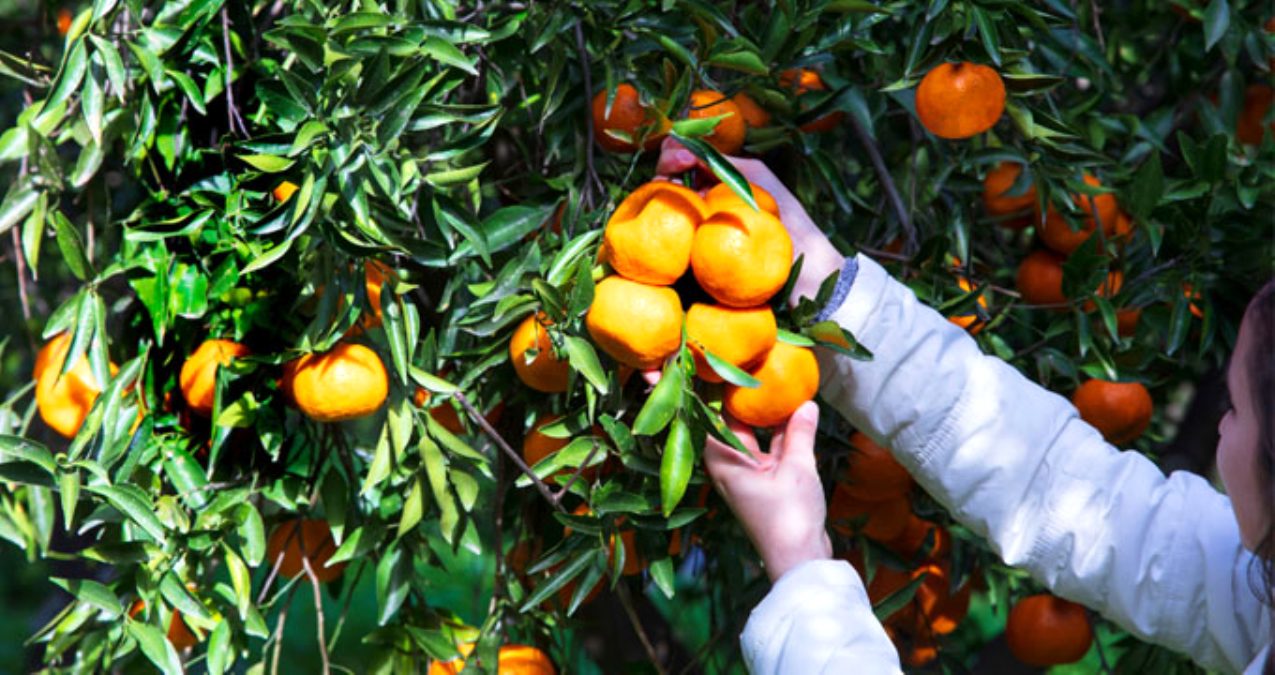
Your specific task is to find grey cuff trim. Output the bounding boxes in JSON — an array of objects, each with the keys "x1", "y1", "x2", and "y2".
[{"x1": 813, "y1": 256, "x2": 859, "y2": 322}]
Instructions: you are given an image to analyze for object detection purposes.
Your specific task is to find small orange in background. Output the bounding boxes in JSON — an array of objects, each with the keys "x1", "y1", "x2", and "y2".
[
  {"x1": 982, "y1": 161, "x2": 1037, "y2": 228},
  {"x1": 359, "y1": 260, "x2": 393, "y2": 330},
  {"x1": 1005, "y1": 594, "x2": 1093, "y2": 667},
  {"x1": 1113, "y1": 211, "x2": 1135, "y2": 243},
  {"x1": 691, "y1": 206, "x2": 793, "y2": 307},
  {"x1": 586, "y1": 277, "x2": 684, "y2": 370},
  {"x1": 948, "y1": 277, "x2": 989, "y2": 335},
  {"x1": 778, "y1": 68, "x2": 845, "y2": 133},
  {"x1": 1116, "y1": 307, "x2": 1142, "y2": 337},
  {"x1": 522, "y1": 415, "x2": 600, "y2": 484},
  {"x1": 914, "y1": 62, "x2": 1006, "y2": 139},
  {"x1": 842, "y1": 432, "x2": 913, "y2": 502},
  {"x1": 179, "y1": 339, "x2": 251, "y2": 417},
  {"x1": 601, "y1": 181, "x2": 707, "y2": 285},
  {"x1": 128, "y1": 599, "x2": 199, "y2": 651},
  {"x1": 1081, "y1": 269, "x2": 1123, "y2": 312},
  {"x1": 703, "y1": 181, "x2": 779, "y2": 217},
  {"x1": 412, "y1": 387, "x2": 465, "y2": 434},
  {"x1": 732, "y1": 91, "x2": 771, "y2": 128},
  {"x1": 591, "y1": 83, "x2": 667, "y2": 153},
  {"x1": 1015, "y1": 249, "x2": 1068, "y2": 306},
  {"x1": 1182, "y1": 282, "x2": 1205, "y2": 319},
  {"x1": 56, "y1": 8, "x2": 73, "y2": 35},
  {"x1": 34, "y1": 333, "x2": 117, "y2": 439},
  {"x1": 1037, "y1": 174, "x2": 1120, "y2": 255},
  {"x1": 265, "y1": 518, "x2": 346, "y2": 583},
  {"x1": 827, "y1": 486, "x2": 911, "y2": 541},
  {"x1": 684, "y1": 303, "x2": 777, "y2": 383},
  {"x1": 723, "y1": 340, "x2": 819, "y2": 428},
  {"x1": 509, "y1": 312, "x2": 571, "y2": 393},
  {"x1": 1237, "y1": 84, "x2": 1273, "y2": 146},
  {"x1": 883, "y1": 515, "x2": 950, "y2": 561},
  {"x1": 285, "y1": 342, "x2": 388, "y2": 422},
  {"x1": 272, "y1": 180, "x2": 299, "y2": 203},
  {"x1": 686, "y1": 89, "x2": 747, "y2": 155},
  {"x1": 431, "y1": 644, "x2": 556, "y2": 675},
  {"x1": 1072, "y1": 379, "x2": 1153, "y2": 445}
]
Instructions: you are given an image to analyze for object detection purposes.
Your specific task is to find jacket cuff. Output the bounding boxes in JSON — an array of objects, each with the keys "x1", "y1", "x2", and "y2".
[{"x1": 818, "y1": 253, "x2": 892, "y2": 340}]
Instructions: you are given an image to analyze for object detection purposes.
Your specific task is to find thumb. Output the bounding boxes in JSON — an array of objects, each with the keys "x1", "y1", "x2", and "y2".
[
  {"x1": 655, "y1": 137, "x2": 700, "y2": 176},
  {"x1": 775, "y1": 402, "x2": 820, "y2": 472}
]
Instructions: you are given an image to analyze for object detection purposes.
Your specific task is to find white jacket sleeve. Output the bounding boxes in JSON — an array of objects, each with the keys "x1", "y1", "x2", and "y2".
[
  {"x1": 741, "y1": 559, "x2": 903, "y2": 674},
  {"x1": 803, "y1": 253, "x2": 1269, "y2": 674}
]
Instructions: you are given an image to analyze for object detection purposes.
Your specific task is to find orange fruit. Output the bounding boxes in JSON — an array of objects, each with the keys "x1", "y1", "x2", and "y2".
[
  {"x1": 1116, "y1": 307, "x2": 1141, "y2": 337},
  {"x1": 685, "y1": 303, "x2": 777, "y2": 383},
  {"x1": 509, "y1": 312, "x2": 570, "y2": 393},
  {"x1": 687, "y1": 90, "x2": 747, "y2": 155},
  {"x1": 778, "y1": 68, "x2": 845, "y2": 133},
  {"x1": 359, "y1": 261, "x2": 392, "y2": 330},
  {"x1": 272, "y1": 181, "x2": 299, "y2": 203},
  {"x1": 1037, "y1": 174, "x2": 1120, "y2": 254},
  {"x1": 691, "y1": 206, "x2": 794, "y2": 307},
  {"x1": 563, "y1": 504, "x2": 643, "y2": 576},
  {"x1": 1015, "y1": 250, "x2": 1067, "y2": 306},
  {"x1": 601, "y1": 181, "x2": 707, "y2": 285},
  {"x1": 723, "y1": 341, "x2": 819, "y2": 428},
  {"x1": 842, "y1": 432, "x2": 913, "y2": 502},
  {"x1": 948, "y1": 277, "x2": 989, "y2": 335},
  {"x1": 982, "y1": 162, "x2": 1037, "y2": 228},
  {"x1": 827, "y1": 485, "x2": 911, "y2": 541},
  {"x1": 914, "y1": 62, "x2": 1005, "y2": 139},
  {"x1": 34, "y1": 333, "x2": 116, "y2": 439},
  {"x1": 412, "y1": 387, "x2": 466, "y2": 434},
  {"x1": 586, "y1": 277, "x2": 684, "y2": 370},
  {"x1": 591, "y1": 83, "x2": 667, "y2": 153},
  {"x1": 128, "y1": 600, "x2": 199, "y2": 651},
  {"x1": 56, "y1": 8, "x2": 73, "y2": 35},
  {"x1": 285, "y1": 342, "x2": 388, "y2": 422},
  {"x1": 1113, "y1": 211, "x2": 1135, "y2": 243},
  {"x1": 522, "y1": 415, "x2": 600, "y2": 484},
  {"x1": 703, "y1": 181, "x2": 779, "y2": 217},
  {"x1": 1005, "y1": 594, "x2": 1093, "y2": 667},
  {"x1": 1072, "y1": 379, "x2": 1153, "y2": 445},
  {"x1": 431, "y1": 644, "x2": 556, "y2": 675},
  {"x1": 883, "y1": 516, "x2": 950, "y2": 561},
  {"x1": 1237, "y1": 84, "x2": 1273, "y2": 146},
  {"x1": 1183, "y1": 282, "x2": 1205, "y2": 319},
  {"x1": 265, "y1": 518, "x2": 346, "y2": 583},
  {"x1": 179, "y1": 339, "x2": 251, "y2": 417},
  {"x1": 732, "y1": 91, "x2": 771, "y2": 128}
]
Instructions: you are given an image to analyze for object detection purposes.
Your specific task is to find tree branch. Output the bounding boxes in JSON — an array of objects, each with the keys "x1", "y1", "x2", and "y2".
[
  {"x1": 615, "y1": 582, "x2": 667, "y2": 675},
  {"x1": 847, "y1": 113, "x2": 914, "y2": 252},
  {"x1": 453, "y1": 392, "x2": 566, "y2": 512},
  {"x1": 574, "y1": 16, "x2": 602, "y2": 209},
  {"x1": 301, "y1": 557, "x2": 331, "y2": 675}
]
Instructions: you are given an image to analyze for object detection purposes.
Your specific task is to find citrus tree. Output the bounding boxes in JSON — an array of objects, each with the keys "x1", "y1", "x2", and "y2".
[{"x1": 0, "y1": 0, "x2": 1271, "y2": 673}]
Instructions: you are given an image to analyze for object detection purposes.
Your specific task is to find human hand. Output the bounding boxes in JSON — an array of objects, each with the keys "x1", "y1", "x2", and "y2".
[
  {"x1": 655, "y1": 138, "x2": 845, "y2": 307},
  {"x1": 703, "y1": 401, "x2": 832, "y2": 582}
]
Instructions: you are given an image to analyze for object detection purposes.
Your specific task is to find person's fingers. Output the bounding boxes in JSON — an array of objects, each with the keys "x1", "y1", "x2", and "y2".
[
  {"x1": 775, "y1": 402, "x2": 821, "y2": 472},
  {"x1": 655, "y1": 137, "x2": 700, "y2": 176},
  {"x1": 640, "y1": 369, "x2": 662, "y2": 387}
]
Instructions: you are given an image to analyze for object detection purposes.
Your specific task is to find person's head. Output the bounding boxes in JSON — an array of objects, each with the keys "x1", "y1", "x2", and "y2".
[{"x1": 1217, "y1": 279, "x2": 1275, "y2": 565}]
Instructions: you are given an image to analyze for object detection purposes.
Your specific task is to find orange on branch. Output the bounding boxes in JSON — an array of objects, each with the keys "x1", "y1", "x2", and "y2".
[
  {"x1": 703, "y1": 181, "x2": 779, "y2": 217},
  {"x1": 732, "y1": 91, "x2": 771, "y2": 128},
  {"x1": 691, "y1": 206, "x2": 793, "y2": 307},
  {"x1": 915, "y1": 62, "x2": 1005, "y2": 139},
  {"x1": 948, "y1": 277, "x2": 990, "y2": 335},
  {"x1": 128, "y1": 600, "x2": 199, "y2": 651},
  {"x1": 779, "y1": 68, "x2": 845, "y2": 133},
  {"x1": 1037, "y1": 174, "x2": 1120, "y2": 255},
  {"x1": 285, "y1": 342, "x2": 388, "y2": 422},
  {"x1": 1238, "y1": 84, "x2": 1273, "y2": 146},
  {"x1": 724, "y1": 341, "x2": 819, "y2": 428},
  {"x1": 685, "y1": 303, "x2": 777, "y2": 383},
  {"x1": 586, "y1": 277, "x2": 684, "y2": 370},
  {"x1": 591, "y1": 83, "x2": 667, "y2": 153},
  {"x1": 1015, "y1": 250, "x2": 1067, "y2": 306},
  {"x1": 431, "y1": 644, "x2": 556, "y2": 675},
  {"x1": 982, "y1": 162, "x2": 1037, "y2": 228},
  {"x1": 1072, "y1": 379, "x2": 1153, "y2": 445},
  {"x1": 179, "y1": 339, "x2": 251, "y2": 417},
  {"x1": 1006, "y1": 594, "x2": 1093, "y2": 667},
  {"x1": 272, "y1": 181, "x2": 299, "y2": 203},
  {"x1": 265, "y1": 518, "x2": 346, "y2": 583},
  {"x1": 34, "y1": 333, "x2": 116, "y2": 439},
  {"x1": 509, "y1": 312, "x2": 571, "y2": 393},
  {"x1": 828, "y1": 484, "x2": 911, "y2": 541},
  {"x1": 1116, "y1": 307, "x2": 1142, "y2": 337},
  {"x1": 601, "y1": 181, "x2": 707, "y2": 285},
  {"x1": 842, "y1": 432, "x2": 913, "y2": 502},
  {"x1": 687, "y1": 89, "x2": 747, "y2": 155}
]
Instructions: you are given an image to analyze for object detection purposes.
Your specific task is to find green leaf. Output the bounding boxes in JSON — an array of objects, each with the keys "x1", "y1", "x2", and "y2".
[
  {"x1": 808, "y1": 321, "x2": 873, "y2": 360},
  {"x1": 564, "y1": 336, "x2": 608, "y2": 394},
  {"x1": 871, "y1": 571, "x2": 926, "y2": 621},
  {"x1": 660, "y1": 416, "x2": 695, "y2": 517},
  {"x1": 520, "y1": 549, "x2": 603, "y2": 611},
  {"x1": 58, "y1": 471, "x2": 80, "y2": 531},
  {"x1": 1129, "y1": 151, "x2": 1163, "y2": 220},
  {"x1": 162, "y1": 445, "x2": 208, "y2": 509},
  {"x1": 421, "y1": 37, "x2": 478, "y2": 74},
  {"x1": 706, "y1": 49, "x2": 768, "y2": 75},
  {"x1": 52, "y1": 211, "x2": 92, "y2": 281},
  {"x1": 126, "y1": 621, "x2": 182, "y2": 675},
  {"x1": 235, "y1": 503, "x2": 265, "y2": 566},
  {"x1": 375, "y1": 543, "x2": 412, "y2": 624},
  {"x1": 0, "y1": 185, "x2": 39, "y2": 236},
  {"x1": 87, "y1": 485, "x2": 166, "y2": 542},
  {"x1": 47, "y1": 40, "x2": 88, "y2": 111},
  {"x1": 224, "y1": 544, "x2": 251, "y2": 618},
  {"x1": 421, "y1": 436, "x2": 459, "y2": 544},
  {"x1": 672, "y1": 133, "x2": 752, "y2": 207},
  {"x1": 239, "y1": 154, "x2": 295, "y2": 173},
  {"x1": 207, "y1": 620, "x2": 232, "y2": 675},
  {"x1": 1202, "y1": 0, "x2": 1229, "y2": 52},
  {"x1": 0, "y1": 436, "x2": 56, "y2": 474},
  {"x1": 632, "y1": 359, "x2": 684, "y2": 435},
  {"x1": 397, "y1": 477, "x2": 424, "y2": 538},
  {"x1": 160, "y1": 573, "x2": 210, "y2": 622},
  {"x1": 704, "y1": 351, "x2": 761, "y2": 387},
  {"x1": 81, "y1": 68, "x2": 104, "y2": 144},
  {"x1": 52, "y1": 577, "x2": 120, "y2": 618}
]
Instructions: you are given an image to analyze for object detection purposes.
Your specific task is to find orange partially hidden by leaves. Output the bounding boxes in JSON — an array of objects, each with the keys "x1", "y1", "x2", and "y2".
[
  {"x1": 272, "y1": 180, "x2": 299, "y2": 203},
  {"x1": 359, "y1": 261, "x2": 392, "y2": 330},
  {"x1": 286, "y1": 342, "x2": 388, "y2": 422},
  {"x1": 948, "y1": 277, "x2": 989, "y2": 335},
  {"x1": 523, "y1": 415, "x2": 599, "y2": 484},
  {"x1": 1037, "y1": 174, "x2": 1120, "y2": 255},
  {"x1": 34, "y1": 333, "x2": 117, "y2": 439},
  {"x1": 1006, "y1": 594, "x2": 1093, "y2": 667},
  {"x1": 586, "y1": 277, "x2": 684, "y2": 370},
  {"x1": 732, "y1": 91, "x2": 771, "y2": 128},
  {"x1": 1016, "y1": 250, "x2": 1067, "y2": 306},
  {"x1": 982, "y1": 162, "x2": 1037, "y2": 228},
  {"x1": 685, "y1": 303, "x2": 777, "y2": 383},
  {"x1": 914, "y1": 62, "x2": 1005, "y2": 139},
  {"x1": 687, "y1": 89, "x2": 747, "y2": 155},
  {"x1": 509, "y1": 312, "x2": 571, "y2": 393},
  {"x1": 1073, "y1": 379, "x2": 1153, "y2": 445},
  {"x1": 128, "y1": 600, "x2": 199, "y2": 650},
  {"x1": 431, "y1": 644, "x2": 557, "y2": 675},
  {"x1": 883, "y1": 515, "x2": 950, "y2": 561},
  {"x1": 691, "y1": 206, "x2": 793, "y2": 307},
  {"x1": 1116, "y1": 307, "x2": 1142, "y2": 337},
  {"x1": 265, "y1": 518, "x2": 346, "y2": 583},
  {"x1": 179, "y1": 339, "x2": 251, "y2": 417},
  {"x1": 1237, "y1": 84, "x2": 1273, "y2": 146},
  {"x1": 591, "y1": 83, "x2": 667, "y2": 153},
  {"x1": 601, "y1": 181, "x2": 707, "y2": 285},
  {"x1": 778, "y1": 68, "x2": 845, "y2": 133},
  {"x1": 56, "y1": 8, "x2": 72, "y2": 35},
  {"x1": 1182, "y1": 282, "x2": 1205, "y2": 319},
  {"x1": 828, "y1": 484, "x2": 911, "y2": 541},
  {"x1": 412, "y1": 387, "x2": 466, "y2": 434},
  {"x1": 842, "y1": 432, "x2": 913, "y2": 502},
  {"x1": 703, "y1": 181, "x2": 779, "y2": 217},
  {"x1": 724, "y1": 341, "x2": 819, "y2": 428}
]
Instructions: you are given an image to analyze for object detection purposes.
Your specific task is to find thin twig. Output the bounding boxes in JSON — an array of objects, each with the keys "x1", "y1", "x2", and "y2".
[
  {"x1": 847, "y1": 113, "x2": 914, "y2": 251},
  {"x1": 301, "y1": 557, "x2": 331, "y2": 675},
  {"x1": 1088, "y1": 0, "x2": 1106, "y2": 51},
  {"x1": 11, "y1": 227, "x2": 30, "y2": 320},
  {"x1": 615, "y1": 582, "x2": 667, "y2": 675},
  {"x1": 553, "y1": 442, "x2": 600, "y2": 498},
  {"x1": 269, "y1": 590, "x2": 292, "y2": 675},
  {"x1": 221, "y1": 8, "x2": 248, "y2": 137},
  {"x1": 453, "y1": 392, "x2": 565, "y2": 512},
  {"x1": 573, "y1": 16, "x2": 601, "y2": 208}
]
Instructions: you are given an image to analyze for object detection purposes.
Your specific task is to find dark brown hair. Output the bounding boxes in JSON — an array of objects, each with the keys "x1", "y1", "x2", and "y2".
[{"x1": 1245, "y1": 279, "x2": 1275, "y2": 675}]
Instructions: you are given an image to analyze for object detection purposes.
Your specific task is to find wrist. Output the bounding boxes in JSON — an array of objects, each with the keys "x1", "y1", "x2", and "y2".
[
  {"x1": 789, "y1": 243, "x2": 846, "y2": 307},
  {"x1": 762, "y1": 531, "x2": 833, "y2": 582}
]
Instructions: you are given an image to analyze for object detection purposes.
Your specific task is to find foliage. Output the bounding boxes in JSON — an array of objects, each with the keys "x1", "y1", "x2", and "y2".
[{"x1": 0, "y1": 0, "x2": 1271, "y2": 673}]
